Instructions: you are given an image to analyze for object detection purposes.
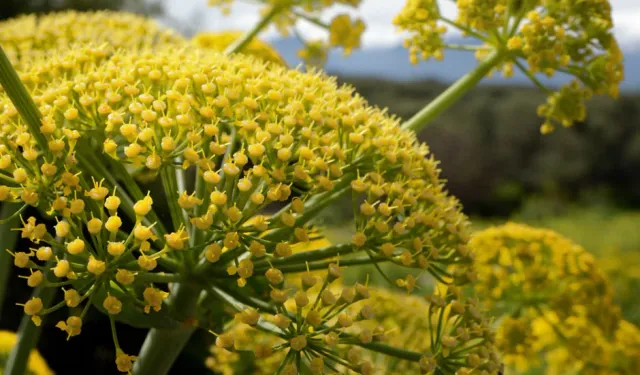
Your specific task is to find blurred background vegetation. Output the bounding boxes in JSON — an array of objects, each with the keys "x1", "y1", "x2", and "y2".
[
  {"x1": 1, "y1": 0, "x2": 639, "y2": 374},
  {"x1": 0, "y1": 0, "x2": 161, "y2": 21}
]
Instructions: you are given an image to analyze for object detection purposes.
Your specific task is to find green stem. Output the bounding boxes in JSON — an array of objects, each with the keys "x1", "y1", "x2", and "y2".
[
  {"x1": 440, "y1": 17, "x2": 489, "y2": 43},
  {"x1": 191, "y1": 167, "x2": 207, "y2": 248},
  {"x1": 291, "y1": 9, "x2": 329, "y2": 29},
  {"x1": 160, "y1": 165, "x2": 184, "y2": 233},
  {"x1": 4, "y1": 286, "x2": 57, "y2": 375},
  {"x1": 512, "y1": 58, "x2": 552, "y2": 93},
  {"x1": 75, "y1": 144, "x2": 168, "y2": 239},
  {"x1": 132, "y1": 282, "x2": 201, "y2": 375},
  {"x1": 444, "y1": 43, "x2": 483, "y2": 51},
  {"x1": 224, "y1": 5, "x2": 283, "y2": 55},
  {"x1": 108, "y1": 158, "x2": 168, "y2": 238},
  {"x1": 0, "y1": 45, "x2": 48, "y2": 153},
  {"x1": 135, "y1": 272, "x2": 182, "y2": 284},
  {"x1": 0, "y1": 203, "x2": 20, "y2": 319},
  {"x1": 400, "y1": 49, "x2": 505, "y2": 133},
  {"x1": 358, "y1": 342, "x2": 422, "y2": 361},
  {"x1": 174, "y1": 165, "x2": 191, "y2": 232},
  {"x1": 251, "y1": 244, "x2": 353, "y2": 270},
  {"x1": 241, "y1": 254, "x2": 387, "y2": 276}
]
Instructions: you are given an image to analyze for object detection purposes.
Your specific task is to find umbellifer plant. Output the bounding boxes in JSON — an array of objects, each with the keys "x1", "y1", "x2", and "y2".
[{"x1": 0, "y1": 0, "x2": 626, "y2": 374}]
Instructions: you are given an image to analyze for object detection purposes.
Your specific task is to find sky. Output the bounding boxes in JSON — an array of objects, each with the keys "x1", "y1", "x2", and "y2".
[{"x1": 164, "y1": 0, "x2": 640, "y2": 50}]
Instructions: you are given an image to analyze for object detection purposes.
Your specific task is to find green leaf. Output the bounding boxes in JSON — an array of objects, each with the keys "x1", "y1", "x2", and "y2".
[
  {"x1": 0, "y1": 46, "x2": 48, "y2": 153},
  {"x1": 91, "y1": 281, "x2": 180, "y2": 330}
]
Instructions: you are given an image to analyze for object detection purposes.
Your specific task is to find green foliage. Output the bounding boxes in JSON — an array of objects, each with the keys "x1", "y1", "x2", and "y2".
[{"x1": 0, "y1": 0, "x2": 160, "y2": 20}]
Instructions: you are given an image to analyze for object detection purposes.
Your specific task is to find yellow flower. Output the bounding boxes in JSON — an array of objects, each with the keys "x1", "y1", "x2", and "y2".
[
  {"x1": 328, "y1": 14, "x2": 366, "y2": 56},
  {"x1": 3, "y1": 42, "x2": 472, "y2": 372},
  {"x1": 296, "y1": 40, "x2": 329, "y2": 67},
  {"x1": 457, "y1": 0, "x2": 507, "y2": 32},
  {"x1": 471, "y1": 223, "x2": 630, "y2": 373},
  {"x1": 393, "y1": 0, "x2": 447, "y2": 63},
  {"x1": 192, "y1": 31, "x2": 286, "y2": 66},
  {"x1": 143, "y1": 287, "x2": 168, "y2": 313},
  {"x1": 0, "y1": 10, "x2": 185, "y2": 70},
  {"x1": 362, "y1": 288, "x2": 500, "y2": 374},
  {"x1": 0, "y1": 331, "x2": 53, "y2": 375},
  {"x1": 115, "y1": 349, "x2": 137, "y2": 373},
  {"x1": 206, "y1": 285, "x2": 499, "y2": 374},
  {"x1": 395, "y1": 0, "x2": 624, "y2": 132}
]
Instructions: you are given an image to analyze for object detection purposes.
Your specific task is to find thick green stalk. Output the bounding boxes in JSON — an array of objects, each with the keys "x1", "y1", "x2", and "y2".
[
  {"x1": 401, "y1": 49, "x2": 505, "y2": 133},
  {"x1": 0, "y1": 203, "x2": 21, "y2": 319},
  {"x1": 132, "y1": 282, "x2": 201, "y2": 375},
  {"x1": 0, "y1": 46, "x2": 48, "y2": 153},
  {"x1": 224, "y1": 5, "x2": 283, "y2": 55},
  {"x1": 4, "y1": 286, "x2": 56, "y2": 375}
]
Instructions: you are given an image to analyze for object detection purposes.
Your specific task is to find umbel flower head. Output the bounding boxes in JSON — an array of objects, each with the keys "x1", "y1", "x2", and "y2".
[
  {"x1": 205, "y1": 284, "x2": 500, "y2": 375},
  {"x1": 208, "y1": 0, "x2": 366, "y2": 66},
  {"x1": 192, "y1": 31, "x2": 287, "y2": 66},
  {"x1": 470, "y1": 223, "x2": 639, "y2": 374},
  {"x1": 394, "y1": 0, "x2": 624, "y2": 133},
  {"x1": 0, "y1": 10, "x2": 185, "y2": 70},
  {"x1": 3, "y1": 43, "x2": 480, "y2": 372},
  {"x1": 359, "y1": 288, "x2": 499, "y2": 374}
]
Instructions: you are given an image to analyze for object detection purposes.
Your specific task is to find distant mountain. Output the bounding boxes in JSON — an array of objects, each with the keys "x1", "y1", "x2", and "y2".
[{"x1": 270, "y1": 37, "x2": 640, "y2": 91}]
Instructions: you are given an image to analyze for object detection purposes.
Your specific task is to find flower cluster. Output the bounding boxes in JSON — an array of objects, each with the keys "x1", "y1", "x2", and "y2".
[
  {"x1": 192, "y1": 31, "x2": 286, "y2": 66},
  {"x1": 361, "y1": 288, "x2": 500, "y2": 374},
  {"x1": 206, "y1": 283, "x2": 500, "y2": 375},
  {"x1": 296, "y1": 41, "x2": 330, "y2": 68},
  {"x1": 208, "y1": 264, "x2": 381, "y2": 374},
  {"x1": 456, "y1": 0, "x2": 507, "y2": 33},
  {"x1": 470, "y1": 223, "x2": 639, "y2": 374},
  {"x1": 0, "y1": 11, "x2": 185, "y2": 70},
  {"x1": 3, "y1": 39, "x2": 477, "y2": 372},
  {"x1": 328, "y1": 14, "x2": 365, "y2": 56},
  {"x1": 394, "y1": 0, "x2": 624, "y2": 133},
  {"x1": 393, "y1": 0, "x2": 447, "y2": 64},
  {"x1": 208, "y1": 1, "x2": 366, "y2": 66}
]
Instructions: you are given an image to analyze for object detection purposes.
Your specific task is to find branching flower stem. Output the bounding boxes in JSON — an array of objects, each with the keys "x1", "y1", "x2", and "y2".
[
  {"x1": 211, "y1": 281, "x2": 427, "y2": 362},
  {"x1": 224, "y1": 5, "x2": 283, "y2": 55},
  {"x1": 401, "y1": 49, "x2": 505, "y2": 133}
]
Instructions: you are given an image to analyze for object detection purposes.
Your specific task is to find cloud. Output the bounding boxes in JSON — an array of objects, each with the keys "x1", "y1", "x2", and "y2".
[{"x1": 163, "y1": 0, "x2": 640, "y2": 49}]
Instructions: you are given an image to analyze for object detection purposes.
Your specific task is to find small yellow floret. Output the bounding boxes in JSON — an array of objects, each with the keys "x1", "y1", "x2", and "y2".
[
  {"x1": 87, "y1": 256, "x2": 106, "y2": 276},
  {"x1": 143, "y1": 287, "x2": 168, "y2": 313},
  {"x1": 103, "y1": 295, "x2": 122, "y2": 315},
  {"x1": 67, "y1": 239, "x2": 85, "y2": 255}
]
